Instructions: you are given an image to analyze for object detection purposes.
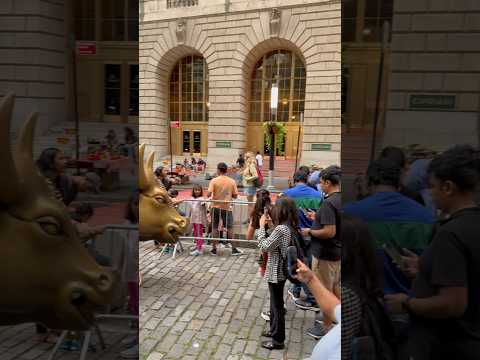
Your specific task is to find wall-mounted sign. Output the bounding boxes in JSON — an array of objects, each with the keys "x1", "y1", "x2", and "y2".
[
  {"x1": 216, "y1": 141, "x2": 232, "y2": 148},
  {"x1": 311, "y1": 143, "x2": 332, "y2": 151},
  {"x1": 170, "y1": 121, "x2": 181, "y2": 128},
  {"x1": 409, "y1": 94, "x2": 456, "y2": 110},
  {"x1": 77, "y1": 41, "x2": 97, "y2": 55}
]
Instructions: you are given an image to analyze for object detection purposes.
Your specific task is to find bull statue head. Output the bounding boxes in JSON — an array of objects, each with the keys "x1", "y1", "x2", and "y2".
[
  {"x1": 0, "y1": 93, "x2": 116, "y2": 330},
  {"x1": 139, "y1": 144, "x2": 188, "y2": 242}
]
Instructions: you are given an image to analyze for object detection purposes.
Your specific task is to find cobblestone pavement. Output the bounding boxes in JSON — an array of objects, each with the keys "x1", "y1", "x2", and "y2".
[
  {"x1": 0, "y1": 321, "x2": 134, "y2": 360},
  {"x1": 140, "y1": 242, "x2": 318, "y2": 360}
]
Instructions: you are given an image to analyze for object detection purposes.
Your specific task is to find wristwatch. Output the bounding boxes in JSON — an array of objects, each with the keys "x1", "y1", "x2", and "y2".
[{"x1": 402, "y1": 296, "x2": 413, "y2": 314}]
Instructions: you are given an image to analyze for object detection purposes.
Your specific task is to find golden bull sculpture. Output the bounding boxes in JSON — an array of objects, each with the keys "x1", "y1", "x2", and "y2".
[
  {"x1": 0, "y1": 93, "x2": 116, "y2": 330},
  {"x1": 139, "y1": 144, "x2": 188, "y2": 242}
]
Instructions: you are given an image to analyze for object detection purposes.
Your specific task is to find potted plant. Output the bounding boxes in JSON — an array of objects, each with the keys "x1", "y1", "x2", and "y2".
[{"x1": 263, "y1": 121, "x2": 286, "y2": 155}]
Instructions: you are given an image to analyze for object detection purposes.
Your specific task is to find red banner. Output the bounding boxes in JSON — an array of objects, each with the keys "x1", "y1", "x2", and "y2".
[
  {"x1": 170, "y1": 121, "x2": 181, "y2": 128},
  {"x1": 77, "y1": 42, "x2": 97, "y2": 55}
]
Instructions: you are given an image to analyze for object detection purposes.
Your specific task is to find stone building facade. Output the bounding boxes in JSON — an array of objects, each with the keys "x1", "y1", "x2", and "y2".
[
  {"x1": 0, "y1": 0, "x2": 66, "y2": 135},
  {"x1": 383, "y1": 0, "x2": 480, "y2": 150},
  {"x1": 140, "y1": 0, "x2": 341, "y2": 170}
]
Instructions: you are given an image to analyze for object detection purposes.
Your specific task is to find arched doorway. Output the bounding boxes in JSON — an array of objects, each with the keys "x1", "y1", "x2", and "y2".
[
  {"x1": 247, "y1": 49, "x2": 306, "y2": 158},
  {"x1": 169, "y1": 55, "x2": 209, "y2": 156}
]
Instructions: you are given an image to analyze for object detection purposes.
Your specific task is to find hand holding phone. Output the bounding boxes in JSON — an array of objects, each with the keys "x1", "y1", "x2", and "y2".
[{"x1": 287, "y1": 246, "x2": 298, "y2": 277}]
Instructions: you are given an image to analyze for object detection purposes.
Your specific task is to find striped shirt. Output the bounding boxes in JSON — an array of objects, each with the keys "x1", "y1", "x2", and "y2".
[{"x1": 257, "y1": 224, "x2": 291, "y2": 283}]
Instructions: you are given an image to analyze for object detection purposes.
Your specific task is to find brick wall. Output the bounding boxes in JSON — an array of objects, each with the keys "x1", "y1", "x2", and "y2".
[{"x1": 383, "y1": 0, "x2": 480, "y2": 150}]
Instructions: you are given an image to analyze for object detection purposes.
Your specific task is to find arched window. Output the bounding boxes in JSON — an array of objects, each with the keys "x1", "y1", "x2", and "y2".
[
  {"x1": 250, "y1": 50, "x2": 306, "y2": 123},
  {"x1": 169, "y1": 55, "x2": 209, "y2": 123}
]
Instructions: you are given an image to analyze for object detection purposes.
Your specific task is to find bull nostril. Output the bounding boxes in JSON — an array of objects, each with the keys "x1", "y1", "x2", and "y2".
[
  {"x1": 178, "y1": 219, "x2": 186, "y2": 228},
  {"x1": 71, "y1": 291, "x2": 88, "y2": 307},
  {"x1": 97, "y1": 273, "x2": 113, "y2": 292}
]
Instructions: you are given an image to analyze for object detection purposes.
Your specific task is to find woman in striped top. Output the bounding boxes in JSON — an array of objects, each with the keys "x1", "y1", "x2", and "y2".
[{"x1": 257, "y1": 196, "x2": 300, "y2": 350}]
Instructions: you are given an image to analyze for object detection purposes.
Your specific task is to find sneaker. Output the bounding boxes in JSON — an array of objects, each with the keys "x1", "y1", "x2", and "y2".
[
  {"x1": 294, "y1": 299, "x2": 320, "y2": 312},
  {"x1": 210, "y1": 248, "x2": 217, "y2": 256},
  {"x1": 287, "y1": 287, "x2": 301, "y2": 301},
  {"x1": 120, "y1": 343, "x2": 139, "y2": 359},
  {"x1": 190, "y1": 249, "x2": 201, "y2": 256},
  {"x1": 307, "y1": 323, "x2": 330, "y2": 340},
  {"x1": 121, "y1": 336, "x2": 137, "y2": 347},
  {"x1": 231, "y1": 248, "x2": 243, "y2": 256},
  {"x1": 261, "y1": 311, "x2": 270, "y2": 322}
]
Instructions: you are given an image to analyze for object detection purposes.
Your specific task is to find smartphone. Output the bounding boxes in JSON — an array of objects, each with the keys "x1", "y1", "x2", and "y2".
[
  {"x1": 287, "y1": 246, "x2": 298, "y2": 277},
  {"x1": 383, "y1": 244, "x2": 402, "y2": 264}
]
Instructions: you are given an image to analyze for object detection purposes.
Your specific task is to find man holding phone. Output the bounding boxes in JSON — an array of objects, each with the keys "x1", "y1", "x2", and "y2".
[{"x1": 301, "y1": 165, "x2": 342, "y2": 340}]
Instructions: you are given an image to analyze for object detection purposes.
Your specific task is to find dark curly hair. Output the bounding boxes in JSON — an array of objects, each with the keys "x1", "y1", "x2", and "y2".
[
  {"x1": 367, "y1": 158, "x2": 401, "y2": 189},
  {"x1": 321, "y1": 165, "x2": 341, "y2": 186},
  {"x1": 428, "y1": 145, "x2": 480, "y2": 192},
  {"x1": 271, "y1": 196, "x2": 299, "y2": 229},
  {"x1": 251, "y1": 189, "x2": 272, "y2": 229},
  {"x1": 342, "y1": 214, "x2": 381, "y2": 297},
  {"x1": 380, "y1": 146, "x2": 407, "y2": 169}
]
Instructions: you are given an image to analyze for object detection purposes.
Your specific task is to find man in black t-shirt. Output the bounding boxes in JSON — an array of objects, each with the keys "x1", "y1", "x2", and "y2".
[
  {"x1": 301, "y1": 165, "x2": 341, "y2": 339},
  {"x1": 385, "y1": 145, "x2": 480, "y2": 359}
]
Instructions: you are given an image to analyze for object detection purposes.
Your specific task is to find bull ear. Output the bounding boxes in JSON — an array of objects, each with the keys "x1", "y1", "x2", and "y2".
[
  {"x1": 14, "y1": 112, "x2": 51, "y2": 195},
  {"x1": 0, "y1": 93, "x2": 22, "y2": 203}
]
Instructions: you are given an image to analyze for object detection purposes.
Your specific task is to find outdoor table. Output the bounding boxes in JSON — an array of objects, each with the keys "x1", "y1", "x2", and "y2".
[{"x1": 79, "y1": 156, "x2": 132, "y2": 191}]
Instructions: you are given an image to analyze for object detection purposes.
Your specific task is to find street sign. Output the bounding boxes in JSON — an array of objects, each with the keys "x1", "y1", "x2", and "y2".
[
  {"x1": 216, "y1": 141, "x2": 232, "y2": 148},
  {"x1": 311, "y1": 143, "x2": 331, "y2": 151},
  {"x1": 77, "y1": 41, "x2": 97, "y2": 55},
  {"x1": 409, "y1": 94, "x2": 456, "y2": 110},
  {"x1": 170, "y1": 121, "x2": 181, "y2": 128}
]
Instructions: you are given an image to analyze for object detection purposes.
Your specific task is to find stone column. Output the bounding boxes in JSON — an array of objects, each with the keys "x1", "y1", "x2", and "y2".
[{"x1": 0, "y1": 0, "x2": 66, "y2": 135}]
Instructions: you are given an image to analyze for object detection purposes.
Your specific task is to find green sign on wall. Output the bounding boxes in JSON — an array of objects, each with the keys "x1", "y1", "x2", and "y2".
[
  {"x1": 409, "y1": 95, "x2": 456, "y2": 110},
  {"x1": 311, "y1": 143, "x2": 332, "y2": 151},
  {"x1": 216, "y1": 141, "x2": 232, "y2": 148}
]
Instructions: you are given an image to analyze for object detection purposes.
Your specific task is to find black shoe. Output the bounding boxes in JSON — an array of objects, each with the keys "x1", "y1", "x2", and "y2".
[
  {"x1": 261, "y1": 331, "x2": 273, "y2": 337},
  {"x1": 210, "y1": 248, "x2": 217, "y2": 256},
  {"x1": 261, "y1": 341, "x2": 284, "y2": 350},
  {"x1": 294, "y1": 299, "x2": 320, "y2": 312},
  {"x1": 231, "y1": 248, "x2": 243, "y2": 256}
]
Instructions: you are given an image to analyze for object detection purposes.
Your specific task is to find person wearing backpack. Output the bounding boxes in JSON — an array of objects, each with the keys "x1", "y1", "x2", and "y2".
[{"x1": 257, "y1": 196, "x2": 303, "y2": 350}]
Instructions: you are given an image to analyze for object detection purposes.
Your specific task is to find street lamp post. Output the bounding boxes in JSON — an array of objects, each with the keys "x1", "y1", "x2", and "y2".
[{"x1": 267, "y1": 83, "x2": 278, "y2": 190}]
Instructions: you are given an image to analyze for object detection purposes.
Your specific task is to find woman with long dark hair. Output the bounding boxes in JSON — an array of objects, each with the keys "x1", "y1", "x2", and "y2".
[{"x1": 257, "y1": 196, "x2": 299, "y2": 350}]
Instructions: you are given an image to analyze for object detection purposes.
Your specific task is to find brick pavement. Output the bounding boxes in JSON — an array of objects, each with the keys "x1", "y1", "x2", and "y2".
[
  {"x1": 0, "y1": 321, "x2": 135, "y2": 360},
  {"x1": 140, "y1": 242, "x2": 318, "y2": 360}
]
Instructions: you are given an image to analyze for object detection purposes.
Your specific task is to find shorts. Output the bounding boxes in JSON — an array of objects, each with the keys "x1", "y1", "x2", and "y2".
[
  {"x1": 312, "y1": 256, "x2": 341, "y2": 297},
  {"x1": 211, "y1": 207, "x2": 234, "y2": 230},
  {"x1": 244, "y1": 186, "x2": 256, "y2": 197}
]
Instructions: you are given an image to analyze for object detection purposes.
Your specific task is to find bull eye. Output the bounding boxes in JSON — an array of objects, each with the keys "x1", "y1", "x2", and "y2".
[
  {"x1": 37, "y1": 216, "x2": 62, "y2": 236},
  {"x1": 155, "y1": 196, "x2": 166, "y2": 204}
]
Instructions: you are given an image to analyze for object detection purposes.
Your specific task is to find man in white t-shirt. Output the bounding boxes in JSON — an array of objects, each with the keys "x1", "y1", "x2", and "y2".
[
  {"x1": 294, "y1": 260, "x2": 341, "y2": 360},
  {"x1": 255, "y1": 151, "x2": 263, "y2": 167}
]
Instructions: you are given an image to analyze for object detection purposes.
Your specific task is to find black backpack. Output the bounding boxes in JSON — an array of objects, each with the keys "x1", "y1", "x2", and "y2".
[
  {"x1": 280, "y1": 226, "x2": 308, "y2": 284},
  {"x1": 352, "y1": 287, "x2": 397, "y2": 360}
]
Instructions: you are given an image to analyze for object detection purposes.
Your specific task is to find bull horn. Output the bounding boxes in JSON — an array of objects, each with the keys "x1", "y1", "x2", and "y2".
[
  {"x1": 0, "y1": 93, "x2": 21, "y2": 203},
  {"x1": 14, "y1": 112, "x2": 51, "y2": 195},
  {"x1": 139, "y1": 144, "x2": 148, "y2": 191}
]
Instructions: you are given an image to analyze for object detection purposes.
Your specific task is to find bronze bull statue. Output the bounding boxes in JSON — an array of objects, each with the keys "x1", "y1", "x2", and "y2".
[
  {"x1": 139, "y1": 144, "x2": 188, "y2": 242},
  {"x1": 0, "y1": 93, "x2": 116, "y2": 330}
]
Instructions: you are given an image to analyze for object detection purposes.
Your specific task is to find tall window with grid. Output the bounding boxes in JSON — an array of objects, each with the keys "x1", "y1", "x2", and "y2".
[
  {"x1": 249, "y1": 50, "x2": 306, "y2": 123},
  {"x1": 169, "y1": 56, "x2": 209, "y2": 123}
]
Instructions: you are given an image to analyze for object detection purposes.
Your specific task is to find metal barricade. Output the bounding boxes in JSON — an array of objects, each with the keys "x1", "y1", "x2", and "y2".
[{"x1": 177, "y1": 197, "x2": 259, "y2": 248}]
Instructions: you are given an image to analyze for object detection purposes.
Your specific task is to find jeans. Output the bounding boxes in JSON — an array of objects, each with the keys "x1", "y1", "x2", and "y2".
[{"x1": 290, "y1": 238, "x2": 316, "y2": 304}]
